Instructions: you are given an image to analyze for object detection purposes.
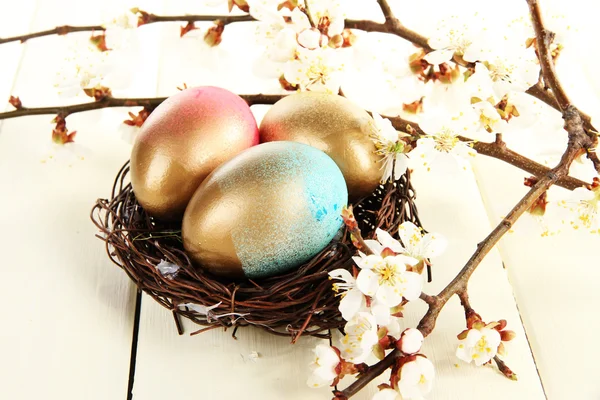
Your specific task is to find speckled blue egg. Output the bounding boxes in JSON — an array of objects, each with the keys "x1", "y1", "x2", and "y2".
[{"x1": 182, "y1": 141, "x2": 348, "y2": 279}]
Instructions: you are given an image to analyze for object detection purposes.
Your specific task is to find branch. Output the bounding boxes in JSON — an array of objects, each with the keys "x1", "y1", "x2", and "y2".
[
  {"x1": 338, "y1": 349, "x2": 401, "y2": 399},
  {"x1": 0, "y1": 94, "x2": 285, "y2": 119},
  {"x1": 0, "y1": 25, "x2": 104, "y2": 44},
  {"x1": 346, "y1": 0, "x2": 431, "y2": 50},
  {"x1": 0, "y1": 14, "x2": 255, "y2": 45},
  {"x1": 2, "y1": 96, "x2": 590, "y2": 192},
  {"x1": 388, "y1": 116, "x2": 590, "y2": 191},
  {"x1": 527, "y1": 0, "x2": 599, "y2": 172},
  {"x1": 526, "y1": 0, "x2": 570, "y2": 112},
  {"x1": 417, "y1": 107, "x2": 586, "y2": 336}
]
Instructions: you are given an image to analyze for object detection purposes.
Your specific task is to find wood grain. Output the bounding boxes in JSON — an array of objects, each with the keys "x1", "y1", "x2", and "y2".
[
  {"x1": 0, "y1": 0, "x2": 161, "y2": 398},
  {"x1": 473, "y1": 155, "x2": 600, "y2": 399}
]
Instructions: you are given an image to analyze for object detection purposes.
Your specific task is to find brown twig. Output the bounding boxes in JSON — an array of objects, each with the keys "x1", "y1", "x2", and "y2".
[
  {"x1": 338, "y1": 349, "x2": 401, "y2": 398},
  {"x1": 0, "y1": 10, "x2": 431, "y2": 49},
  {"x1": 387, "y1": 115, "x2": 590, "y2": 191},
  {"x1": 0, "y1": 14, "x2": 255, "y2": 45},
  {"x1": 527, "y1": 1, "x2": 570, "y2": 112},
  {"x1": 1, "y1": 95, "x2": 590, "y2": 193},
  {"x1": 0, "y1": 94, "x2": 285, "y2": 119},
  {"x1": 494, "y1": 355, "x2": 518, "y2": 381},
  {"x1": 527, "y1": 0, "x2": 599, "y2": 171},
  {"x1": 346, "y1": 0, "x2": 430, "y2": 50}
]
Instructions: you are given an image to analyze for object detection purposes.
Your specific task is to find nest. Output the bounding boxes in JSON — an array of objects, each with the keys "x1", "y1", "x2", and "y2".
[{"x1": 91, "y1": 161, "x2": 422, "y2": 342}]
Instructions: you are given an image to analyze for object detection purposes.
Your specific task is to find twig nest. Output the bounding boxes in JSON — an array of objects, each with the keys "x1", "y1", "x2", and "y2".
[{"x1": 91, "y1": 162, "x2": 421, "y2": 340}]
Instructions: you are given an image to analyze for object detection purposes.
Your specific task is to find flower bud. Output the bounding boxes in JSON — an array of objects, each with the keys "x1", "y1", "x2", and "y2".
[
  {"x1": 398, "y1": 328, "x2": 424, "y2": 355},
  {"x1": 297, "y1": 28, "x2": 327, "y2": 50},
  {"x1": 204, "y1": 21, "x2": 224, "y2": 47}
]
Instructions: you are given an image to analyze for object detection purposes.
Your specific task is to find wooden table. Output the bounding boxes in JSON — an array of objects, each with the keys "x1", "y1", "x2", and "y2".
[{"x1": 1, "y1": 1, "x2": 599, "y2": 399}]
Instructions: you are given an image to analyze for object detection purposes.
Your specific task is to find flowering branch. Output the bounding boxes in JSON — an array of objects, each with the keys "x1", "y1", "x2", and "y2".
[
  {"x1": 0, "y1": 13, "x2": 254, "y2": 45},
  {"x1": 0, "y1": 9, "x2": 427, "y2": 48},
  {"x1": 1, "y1": 96, "x2": 590, "y2": 192},
  {"x1": 332, "y1": 1, "x2": 596, "y2": 396},
  {"x1": 527, "y1": 0, "x2": 599, "y2": 172},
  {"x1": 388, "y1": 115, "x2": 591, "y2": 191},
  {"x1": 0, "y1": 94, "x2": 284, "y2": 118}
]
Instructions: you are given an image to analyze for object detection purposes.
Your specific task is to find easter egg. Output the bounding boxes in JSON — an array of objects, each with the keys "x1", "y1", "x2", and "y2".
[
  {"x1": 131, "y1": 86, "x2": 259, "y2": 221},
  {"x1": 259, "y1": 92, "x2": 381, "y2": 200},
  {"x1": 182, "y1": 141, "x2": 348, "y2": 279}
]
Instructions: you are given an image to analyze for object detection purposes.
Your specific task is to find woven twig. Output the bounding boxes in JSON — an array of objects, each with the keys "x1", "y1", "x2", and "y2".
[{"x1": 90, "y1": 161, "x2": 421, "y2": 342}]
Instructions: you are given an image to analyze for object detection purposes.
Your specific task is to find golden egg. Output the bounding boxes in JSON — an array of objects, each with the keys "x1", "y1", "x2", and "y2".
[
  {"x1": 131, "y1": 87, "x2": 259, "y2": 220},
  {"x1": 259, "y1": 92, "x2": 380, "y2": 200},
  {"x1": 182, "y1": 142, "x2": 348, "y2": 279}
]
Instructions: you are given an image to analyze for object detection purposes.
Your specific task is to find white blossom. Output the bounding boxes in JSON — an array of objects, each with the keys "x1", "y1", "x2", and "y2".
[
  {"x1": 54, "y1": 41, "x2": 134, "y2": 98},
  {"x1": 424, "y1": 15, "x2": 489, "y2": 64},
  {"x1": 396, "y1": 222, "x2": 447, "y2": 262},
  {"x1": 398, "y1": 356, "x2": 435, "y2": 399},
  {"x1": 329, "y1": 268, "x2": 366, "y2": 321},
  {"x1": 399, "y1": 328, "x2": 424, "y2": 355},
  {"x1": 559, "y1": 186, "x2": 600, "y2": 234},
  {"x1": 339, "y1": 312, "x2": 379, "y2": 363},
  {"x1": 370, "y1": 113, "x2": 410, "y2": 183},
  {"x1": 284, "y1": 47, "x2": 345, "y2": 93},
  {"x1": 370, "y1": 299, "x2": 402, "y2": 339},
  {"x1": 354, "y1": 254, "x2": 422, "y2": 307},
  {"x1": 410, "y1": 112, "x2": 479, "y2": 172},
  {"x1": 362, "y1": 228, "x2": 406, "y2": 256},
  {"x1": 306, "y1": 344, "x2": 340, "y2": 388},
  {"x1": 456, "y1": 327, "x2": 501, "y2": 366},
  {"x1": 304, "y1": 0, "x2": 345, "y2": 37},
  {"x1": 372, "y1": 388, "x2": 402, "y2": 400},
  {"x1": 103, "y1": 9, "x2": 138, "y2": 30}
]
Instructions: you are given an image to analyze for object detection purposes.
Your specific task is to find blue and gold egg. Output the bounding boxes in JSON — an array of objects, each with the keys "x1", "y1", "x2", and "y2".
[{"x1": 182, "y1": 141, "x2": 348, "y2": 279}]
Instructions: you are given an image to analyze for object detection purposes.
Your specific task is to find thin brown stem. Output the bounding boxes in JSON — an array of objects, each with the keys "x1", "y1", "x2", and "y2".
[
  {"x1": 0, "y1": 94, "x2": 285, "y2": 119},
  {"x1": 494, "y1": 355, "x2": 518, "y2": 381},
  {"x1": 387, "y1": 115, "x2": 590, "y2": 191},
  {"x1": 0, "y1": 25, "x2": 104, "y2": 44},
  {"x1": 527, "y1": 0, "x2": 599, "y2": 171},
  {"x1": 457, "y1": 290, "x2": 471, "y2": 311},
  {"x1": 346, "y1": 0, "x2": 430, "y2": 50},
  {"x1": 526, "y1": 0, "x2": 570, "y2": 112},
  {"x1": 301, "y1": 0, "x2": 316, "y2": 28},
  {"x1": 338, "y1": 349, "x2": 400, "y2": 399},
  {"x1": 0, "y1": 14, "x2": 255, "y2": 45}
]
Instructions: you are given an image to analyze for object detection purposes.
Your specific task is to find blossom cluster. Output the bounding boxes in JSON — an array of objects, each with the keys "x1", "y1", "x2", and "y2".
[{"x1": 306, "y1": 222, "x2": 446, "y2": 399}]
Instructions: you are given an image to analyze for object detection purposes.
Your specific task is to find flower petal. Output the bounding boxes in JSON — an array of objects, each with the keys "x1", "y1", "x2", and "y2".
[
  {"x1": 375, "y1": 228, "x2": 406, "y2": 253},
  {"x1": 372, "y1": 388, "x2": 400, "y2": 400},
  {"x1": 356, "y1": 269, "x2": 379, "y2": 297},
  {"x1": 375, "y1": 280, "x2": 404, "y2": 307},
  {"x1": 339, "y1": 288, "x2": 366, "y2": 321},
  {"x1": 401, "y1": 271, "x2": 423, "y2": 301},
  {"x1": 423, "y1": 48, "x2": 454, "y2": 65}
]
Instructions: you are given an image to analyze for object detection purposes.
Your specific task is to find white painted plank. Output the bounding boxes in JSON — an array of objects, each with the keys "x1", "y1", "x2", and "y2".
[
  {"x1": 344, "y1": 167, "x2": 547, "y2": 400},
  {"x1": 473, "y1": 156, "x2": 600, "y2": 400},
  {"x1": 0, "y1": 0, "x2": 162, "y2": 398},
  {"x1": 0, "y1": 0, "x2": 36, "y2": 109}
]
